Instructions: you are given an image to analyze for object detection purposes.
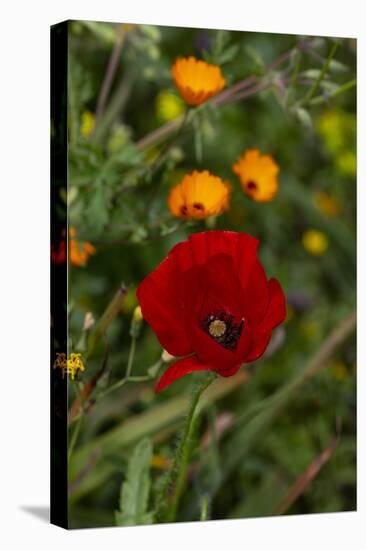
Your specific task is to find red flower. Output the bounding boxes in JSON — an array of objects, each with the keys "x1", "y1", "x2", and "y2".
[
  {"x1": 137, "y1": 231, "x2": 286, "y2": 392},
  {"x1": 51, "y1": 238, "x2": 67, "y2": 264}
]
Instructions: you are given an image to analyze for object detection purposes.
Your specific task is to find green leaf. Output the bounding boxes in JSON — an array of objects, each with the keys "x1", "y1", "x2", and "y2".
[
  {"x1": 110, "y1": 142, "x2": 143, "y2": 167},
  {"x1": 115, "y1": 438, "x2": 154, "y2": 527},
  {"x1": 81, "y1": 21, "x2": 118, "y2": 45},
  {"x1": 85, "y1": 183, "x2": 110, "y2": 234},
  {"x1": 139, "y1": 25, "x2": 161, "y2": 43},
  {"x1": 301, "y1": 69, "x2": 323, "y2": 79},
  {"x1": 244, "y1": 45, "x2": 265, "y2": 70},
  {"x1": 328, "y1": 59, "x2": 348, "y2": 73},
  {"x1": 217, "y1": 44, "x2": 240, "y2": 65},
  {"x1": 293, "y1": 106, "x2": 313, "y2": 129}
]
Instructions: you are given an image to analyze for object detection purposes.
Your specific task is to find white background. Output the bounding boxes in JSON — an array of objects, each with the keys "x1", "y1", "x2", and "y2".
[{"x1": 0, "y1": 0, "x2": 364, "y2": 548}]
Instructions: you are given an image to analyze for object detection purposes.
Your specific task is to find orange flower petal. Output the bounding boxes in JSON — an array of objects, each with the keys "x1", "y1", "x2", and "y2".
[
  {"x1": 172, "y1": 56, "x2": 226, "y2": 106},
  {"x1": 232, "y1": 148, "x2": 279, "y2": 202},
  {"x1": 168, "y1": 170, "x2": 230, "y2": 220}
]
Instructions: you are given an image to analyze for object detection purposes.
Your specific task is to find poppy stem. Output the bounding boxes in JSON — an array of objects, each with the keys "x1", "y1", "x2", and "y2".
[{"x1": 155, "y1": 371, "x2": 217, "y2": 523}]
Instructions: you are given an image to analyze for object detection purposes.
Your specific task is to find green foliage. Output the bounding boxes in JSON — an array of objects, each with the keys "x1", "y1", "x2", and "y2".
[
  {"x1": 66, "y1": 22, "x2": 356, "y2": 528},
  {"x1": 115, "y1": 438, "x2": 154, "y2": 526}
]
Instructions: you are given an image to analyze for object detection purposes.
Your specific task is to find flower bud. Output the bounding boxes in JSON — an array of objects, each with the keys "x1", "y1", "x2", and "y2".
[
  {"x1": 161, "y1": 349, "x2": 175, "y2": 363},
  {"x1": 130, "y1": 306, "x2": 143, "y2": 338}
]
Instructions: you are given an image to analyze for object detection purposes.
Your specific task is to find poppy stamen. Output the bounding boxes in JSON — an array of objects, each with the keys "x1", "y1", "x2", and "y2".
[
  {"x1": 203, "y1": 312, "x2": 244, "y2": 350},
  {"x1": 208, "y1": 319, "x2": 226, "y2": 337}
]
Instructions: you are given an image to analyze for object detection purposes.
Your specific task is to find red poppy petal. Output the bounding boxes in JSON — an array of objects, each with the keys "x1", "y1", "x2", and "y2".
[
  {"x1": 169, "y1": 231, "x2": 259, "y2": 277},
  {"x1": 200, "y1": 253, "x2": 244, "y2": 316},
  {"x1": 242, "y1": 260, "x2": 269, "y2": 326},
  {"x1": 189, "y1": 231, "x2": 241, "y2": 267},
  {"x1": 193, "y1": 325, "x2": 239, "y2": 368},
  {"x1": 242, "y1": 331, "x2": 272, "y2": 363},
  {"x1": 155, "y1": 355, "x2": 212, "y2": 393},
  {"x1": 215, "y1": 362, "x2": 242, "y2": 377},
  {"x1": 136, "y1": 257, "x2": 193, "y2": 357},
  {"x1": 258, "y1": 278, "x2": 286, "y2": 333},
  {"x1": 236, "y1": 232, "x2": 260, "y2": 292}
]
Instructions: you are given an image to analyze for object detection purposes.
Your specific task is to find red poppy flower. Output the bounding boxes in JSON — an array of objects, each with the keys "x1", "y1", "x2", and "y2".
[
  {"x1": 136, "y1": 231, "x2": 286, "y2": 392},
  {"x1": 51, "y1": 238, "x2": 67, "y2": 264}
]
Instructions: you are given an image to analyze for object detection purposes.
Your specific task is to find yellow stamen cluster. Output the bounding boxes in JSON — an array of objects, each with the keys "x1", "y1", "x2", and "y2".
[
  {"x1": 208, "y1": 319, "x2": 227, "y2": 338},
  {"x1": 53, "y1": 352, "x2": 85, "y2": 380}
]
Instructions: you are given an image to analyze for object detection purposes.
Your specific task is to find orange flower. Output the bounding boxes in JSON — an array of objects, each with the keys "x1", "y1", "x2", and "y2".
[
  {"x1": 232, "y1": 149, "x2": 279, "y2": 202},
  {"x1": 168, "y1": 170, "x2": 230, "y2": 220},
  {"x1": 69, "y1": 227, "x2": 96, "y2": 267},
  {"x1": 172, "y1": 57, "x2": 226, "y2": 106}
]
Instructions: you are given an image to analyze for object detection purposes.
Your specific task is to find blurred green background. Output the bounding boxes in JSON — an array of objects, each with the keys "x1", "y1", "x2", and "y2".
[{"x1": 65, "y1": 21, "x2": 356, "y2": 528}]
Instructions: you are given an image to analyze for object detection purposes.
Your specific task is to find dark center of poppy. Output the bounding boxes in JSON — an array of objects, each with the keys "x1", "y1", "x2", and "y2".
[
  {"x1": 246, "y1": 180, "x2": 258, "y2": 191},
  {"x1": 180, "y1": 205, "x2": 188, "y2": 216},
  {"x1": 202, "y1": 312, "x2": 244, "y2": 350},
  {"x1": 193, "y1": 202, "x2": 205, "y2": 211}
]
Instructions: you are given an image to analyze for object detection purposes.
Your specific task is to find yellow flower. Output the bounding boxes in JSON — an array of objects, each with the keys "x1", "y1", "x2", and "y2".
[
  {"x1": 172, "y1": 57, "x2": 226, "y2": 106},
  {"x1": 302, "y1": 230, "x2": 329, "y2": 256},
  {"x1": 151, "y1": 454, "x2": 171, "y2": 470},
  {"x1": 80, "y1": 111, "x2": 95, "y2": 137},
  {"x1": 313, "y1": 191, "x2": 341, "y2": 217},
  {"x1": 168, "y1": 170, "x2": 230, "y2": 220},
  {"x1": 317, "y1": 110, "x2": 344, "y2": 153},
  {"x1": 317, "y1": 109, "x2": 356, "y2": 177},
  {"x1": 336, "y1": 150, "x2": 356, "y2": 177},
  {"x1": 133, "y1": 305, "x2": 143, "y2": 322},
  {"x1": 232, "y1": 149, "x2": 279, "y2": 202},
  {"x1": 53, "y1": 352, "x2": 85, "y2": 380},
  {"x1": 156, "y1": 90, "x2": 185, "y2": 121},
  {"x1": 317, "y1": 109, "x2": 355, "y2": 155},
  {"x1": 69, "y1": 227, "x2": 96, "y2": 267}
]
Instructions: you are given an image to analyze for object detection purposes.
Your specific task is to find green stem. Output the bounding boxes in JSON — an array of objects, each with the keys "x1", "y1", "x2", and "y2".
[
  {"x1": 302, "y1": 41, "x2": 338, "y2": 106},
  {"x1": 73, "y1": 334, "x2": 145, "y2": 420},
  {"x1": 95, "y1": 336, "x2": 138, "y2": 400},
  {"x1": 200, "y1": 496, "x2": 208, "y2": 521},
  {"x1": 308, "y1": 78, "x2": 356, "y2": 106},
  {"x1": 93, "y1": 73, "x2": 134, "y2": 144},
  {"x1": 155, "y1": 372, "x2": 216, "y2": 523},
  {"x1": 125, "y1": 335, "x2": 136, "y2": 378},
  {"x1": 94, "y1": 25, "x2": 127, "y2": 129}
]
